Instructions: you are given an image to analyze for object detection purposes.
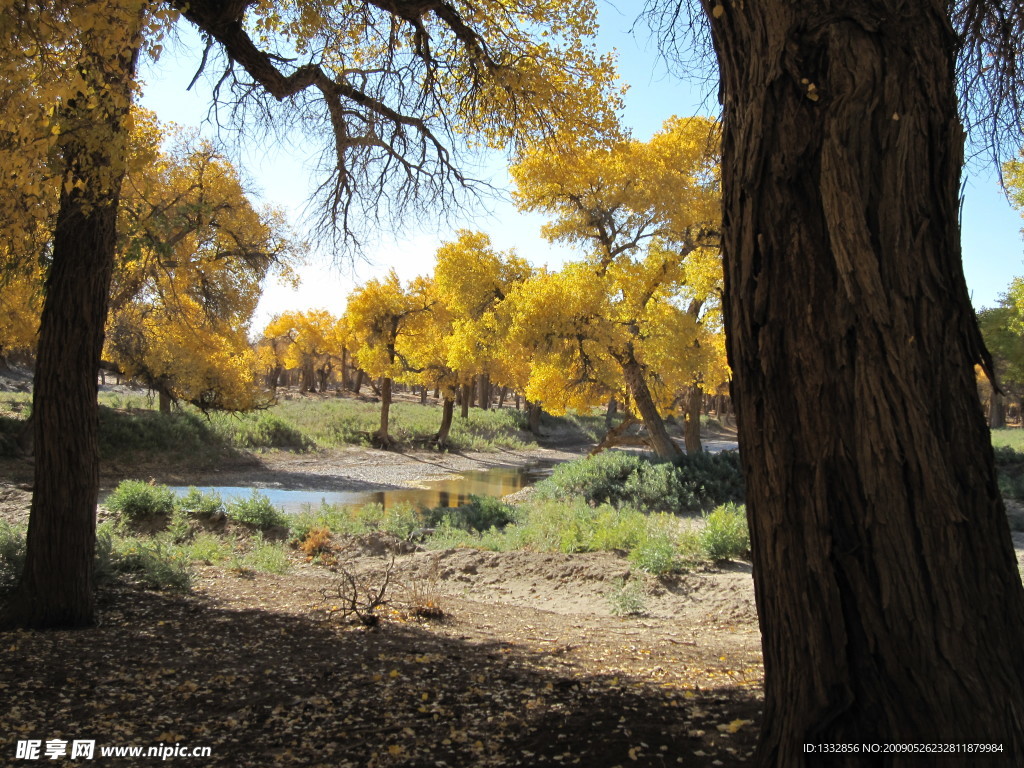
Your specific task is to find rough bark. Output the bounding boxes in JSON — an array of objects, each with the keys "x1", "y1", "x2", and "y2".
[
  {"x1": 0, "y1": 33, "x2": 138, "y2": 630},
  {"x1": 683, "y1": 385, "x2": 703, "y2": 455},
  {"x1": 705, "y1": 0, "x2": 1024, "y2": 761},
  {"x1": 158, "y1": 388, "x2": 172, "y2": 414},
  {"x1": 619, "y1": 351, "x2": 680, "y2": 459}
]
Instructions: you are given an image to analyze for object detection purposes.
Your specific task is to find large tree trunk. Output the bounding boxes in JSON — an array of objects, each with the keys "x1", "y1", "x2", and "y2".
[
  {"x1": 619, "y1": 351, "x2": 680, "y2": 459},
  {"x1": 1, "y1": 38, "x2": 138, "y2": 628},
  {"x1": 460, "y1": 382, "x2": 471, "y2": 419},
  {"x1": 706, "y1": 0, "x2": 1024, "y2": 761}
]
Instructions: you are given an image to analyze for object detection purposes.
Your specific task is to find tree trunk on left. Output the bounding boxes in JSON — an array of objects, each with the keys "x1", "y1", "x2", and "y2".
[{"x1": 1, "y1": 38, "x2": 137, "y2": 627}]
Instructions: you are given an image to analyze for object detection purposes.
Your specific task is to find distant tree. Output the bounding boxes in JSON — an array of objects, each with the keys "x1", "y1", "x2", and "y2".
[
  {"x1": 261, "y1": 311, "x2": 346, "y2": 395},
  {"x1": 511, "y1": 116, "x2": 725, "y2": 456},
  {"x1": 106, "y1": 120, "x2": 300, "y2": 411},
  {"x1": 345, "y1": 272, "x2": 435, "y2": 448},
  {"x1": 432, "y1": 230, "x2": 532, "y2": 416}
]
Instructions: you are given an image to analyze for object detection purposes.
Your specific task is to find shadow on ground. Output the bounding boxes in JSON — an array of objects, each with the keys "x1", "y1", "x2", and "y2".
[{"x1": 0, "y1": 584, "x2": 761, "y2": 767}]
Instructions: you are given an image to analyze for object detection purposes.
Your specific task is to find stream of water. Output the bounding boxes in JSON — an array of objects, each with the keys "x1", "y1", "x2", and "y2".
[{"x1": 163, "y1": 461, "x2": 557, "y2": 514}]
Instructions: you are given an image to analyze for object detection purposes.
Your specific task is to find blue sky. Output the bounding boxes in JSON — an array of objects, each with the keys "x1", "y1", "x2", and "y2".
[{"x1": 139, "y1": 7, "x2": 1024, "y2": 330}]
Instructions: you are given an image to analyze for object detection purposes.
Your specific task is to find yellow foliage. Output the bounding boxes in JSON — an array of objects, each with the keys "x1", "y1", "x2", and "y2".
[
  {"x1": 432, "y1": 231, "x2": 532, "y2": 387},
  {"x1": 508, "y1": 115, "x2": 731, "y2": 415},
  {"x1": 345, "y1": 271, "x2": 435, "y2": 381}
]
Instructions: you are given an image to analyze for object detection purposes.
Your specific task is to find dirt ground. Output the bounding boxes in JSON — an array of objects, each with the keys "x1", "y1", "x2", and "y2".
[
  {"x1": 0, "y1": 415, "x2": 773, "y2": 767},
  {"x1": 2, "y1": 404, "x2": 1023, "y2": 765}
]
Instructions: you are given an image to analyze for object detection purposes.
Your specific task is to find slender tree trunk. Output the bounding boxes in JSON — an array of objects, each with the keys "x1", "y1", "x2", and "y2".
[
  {"x1": 420, "y1": 386, "x2": 427, "y2": 405},
  {"x1": 431, "y1": 397, "x2": 455, "y2": 450},
  {"x1": 1, "y1": 34, "x2": 138, "y2": 629},
  {"x1": 477, "y1": 372, "x2": 490, "y2": 410},
  {"x1": 706, "y1": 0, "x2": 1024, "y2": 761},
  {"x1": 605, "y1": 397, "x2": 618, "y2": 430},
  {"x1": 683, "y1": 385, "x2": 703, "y2": 455},
  {"x1": 354, "y1": 369, "x2": 365, "y2": 395},
  {"x1": 372, "y1": 377, "x2": 394, "y2": 448},
  {"x1": 527, "y1": 400, "x2": 542, "y2": 435},
  {"x1": 618, "y1": 351, "x2": 680, "y2": 459},
  {"x1": 990, "y1": 391, "x2": 1006, "y2": 429},
  {"x1": 460, "y1": 383, "x2": 471, "y2": 419},
  {"x1": 497, "y1": 386, "x2": 508, "y2": 408}
]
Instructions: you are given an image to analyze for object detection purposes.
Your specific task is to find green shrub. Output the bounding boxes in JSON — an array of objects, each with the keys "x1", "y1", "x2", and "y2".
[
  {"x1": 289, "y1": 503, "x2": 362, "y2": 541},
  {"x1": 226, "y1": 492, "x2": 289, "y2": 529},
  {"x1": 231, "y1": 533, "x2": 290, "y2": 574},
  {"x1": 0, "y1": 521, "x2": 26, "y2": 590},
  {"x1": 535, "y1": 451, "x2": 647, "y2": 506},
  {"x1": 669, "y1": 450, "x2": 746, "y2": 510},
  {"x1": 433, "y1": 495, "x2": 517, "y2": 532},
  {"x1": 699, "y1": 503, "x2": 750, "y2": 560},
  {"x1": 535, "y1": 449, "x2": 745, "y2": 514},
  {"x1": 166, "y1": 508, "x2": 192, "y2": 543},
  {"x1": 628, "y1": 531, "x2": 679, "y2": 575},
  {"x1": 608, "y1": 577, "x2": 647, "y2": 617},
  {"x1": 96, "y1": 529, "x2": 192, "y2": 591},
  {"x1": 380, "y1": 503, "x2": 429, "y2": 539},
  {"x1": 106, "y1": 480, "x2": 176, "y2": 523},
  {"x1": 177, "y1": 487, "x2": 225, "y2": 520},
  {"x1": 181, "y1": 533, "x2": 233, "y2": 565}
]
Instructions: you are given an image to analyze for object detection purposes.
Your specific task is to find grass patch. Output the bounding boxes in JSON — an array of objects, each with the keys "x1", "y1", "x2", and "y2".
[
  {"x1": 206, "y1": 399, "x2": 532, "y2": 453},
  {"x1": 98, "y1": 407, "x2": 240, "y2": 467},
  {"x1": 230, "y1": 533, "x2": 290, "y2": 575},
  {"x1": 96, "y1": 525, "x2": 192, "y2": 591},
  {"x1": 421, "y1": 495, "x2": 748, "y2": 572}
]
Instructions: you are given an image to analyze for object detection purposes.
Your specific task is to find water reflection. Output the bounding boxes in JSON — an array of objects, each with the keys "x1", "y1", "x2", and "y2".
[{"x1": 160, "y1": 462, "x2": 556, "y2": 514}]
